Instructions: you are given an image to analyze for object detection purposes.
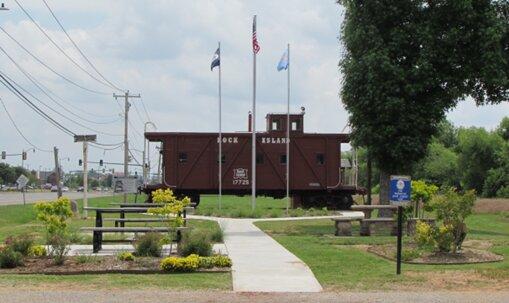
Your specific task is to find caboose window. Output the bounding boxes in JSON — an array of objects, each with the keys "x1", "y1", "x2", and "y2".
[
  {"x1": 256, "y1": 153, "x2": 264, "y2": 165},
  {"x1": 316, "y1": 153, "x2": 325, "y2": 165},
  {"x1": 280, "y1": 154, "x2": 287, "y2": 165},
  {"x1": 272, "y1": 120, "x2": 280, "y2": 131},
  {"x1": 178, "y1": 152, "x2": 187, "y2": 163},
  {"x1": 291, "y1": 120, "x2": 301, "y2": 131}
]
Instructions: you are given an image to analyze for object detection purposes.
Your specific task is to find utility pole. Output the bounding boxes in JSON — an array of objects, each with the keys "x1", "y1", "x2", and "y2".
[
  {"x1": 74, "y1": 135, "x2": 96, "y2": 218},
  {"x1": 143, "y1": 122, "x2": 156, "y2": 185},
  {"x1": 53, "y1": 146, "x2": 62, "y2": 198},
  {"x1": 114, "y1": 91, "x2": 140, "y2": 203}
]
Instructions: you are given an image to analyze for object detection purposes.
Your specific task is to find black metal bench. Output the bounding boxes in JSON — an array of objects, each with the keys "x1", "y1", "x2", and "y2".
[
  {"x1": 104, "y1": 217, "x2": 167, "y2": 227},
  {"x1": 80, "y1": 226, "x2": 188, "y2": 253}
]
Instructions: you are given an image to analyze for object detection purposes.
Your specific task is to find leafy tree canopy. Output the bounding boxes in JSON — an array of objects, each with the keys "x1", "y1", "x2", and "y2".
[{"x1": 339, "y1": 0, "x2": 509, "y2": 173}]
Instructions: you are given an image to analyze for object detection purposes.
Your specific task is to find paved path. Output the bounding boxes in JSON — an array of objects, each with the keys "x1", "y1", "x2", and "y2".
[
  {"x1": 1, "y1": 290, "x2": 508, "y2": 303},
  {"x1": 195, "y1": 212, "x2": 363, "y2": 293},
  {"x1": 0, "y1": 191, "x2": 112, "y2": 205}
]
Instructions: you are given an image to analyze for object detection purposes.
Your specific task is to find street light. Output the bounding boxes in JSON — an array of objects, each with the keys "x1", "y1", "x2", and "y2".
[
  {"x1": 143, "y1": 122, "x2": 156, "y2": 185},
  {"x1": 0, "y1": 3, "x2": 9, "y2": 11}
]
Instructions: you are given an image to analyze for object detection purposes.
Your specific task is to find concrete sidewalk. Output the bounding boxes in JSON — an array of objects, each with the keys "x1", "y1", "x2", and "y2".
[{"x1": 218, "y1": 218, "x2": 322, "y2": 292}]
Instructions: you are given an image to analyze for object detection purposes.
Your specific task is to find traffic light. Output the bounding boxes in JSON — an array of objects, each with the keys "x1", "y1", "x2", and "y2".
[
  {"x1": 1, "y1": 151, "x2": 5, "y2": 160},
  {"x1": 22, "y1": 151, "x2": 27, "y2": 161},
  {"x1": 99, "y1": 159, "x2": 103, "y2": 166},
  {"x1": 78, "y1": 159, "x2": 82, "y2": 166}
]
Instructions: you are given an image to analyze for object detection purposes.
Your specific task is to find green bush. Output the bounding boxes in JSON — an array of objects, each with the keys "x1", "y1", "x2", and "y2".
[
  {"x1": 117, "y1": 251, "x2": 135, "y2": 261},
  {"x1": 160, "y1": 254, "x2": 200, "y2": 272},
  {"x1": 5, "y1": 234, "x2": 34, "y2": 256},
  {"x1": 209, "y1": 227, "x2": 224, "y2": 243},
  {"x1": 28, "y1": 245, "x2": 47, "y2": 257},
  {"x1": 134, "y1": 233, "x2": 162, "y2": 257},
  {"x1": 198, "y1": 255, "x2": 232, "y2": 269},
  {"x1": 0, "y1": 247, "x2": 23, "y2": 268},
  {"x1": 178, "y1": 230, "x2": 212, "y2": 257},
  {"x1": 48, "y1": 233, "x2": 70, "y2": 265},
  {"x1": 497, "y1": 186, "x2": 509, "y2": 198},
  {"x1": 414, "y1": 221, "x2": 434, "y2": 249},
  {"x1": 398, "y1": 248, "x2": 421, "y2": 262},
  {"x1": 75, "y1": 254, "x2": 99, "y2": 264}
]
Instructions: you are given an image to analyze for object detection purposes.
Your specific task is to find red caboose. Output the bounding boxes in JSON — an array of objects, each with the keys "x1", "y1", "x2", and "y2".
[{"x1": 144, "y1": 110, "x2": 361, "y2": 209}]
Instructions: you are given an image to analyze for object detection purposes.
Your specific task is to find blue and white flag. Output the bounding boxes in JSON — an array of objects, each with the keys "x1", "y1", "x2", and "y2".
[
  {"x1": 211, "y1": 47, "x2": 220, "y2": 71},
  {"x1": 277, "y1": 49, "x2": 289, "y2": 71}
]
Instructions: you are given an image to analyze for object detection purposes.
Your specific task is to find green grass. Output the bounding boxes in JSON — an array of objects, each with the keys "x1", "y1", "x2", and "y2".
[
  {"x1": 0, "y1": 272, "x2": 231, "y2": 290},
  {"x1": 194, "y1": 194, "x2": 333, "y2": 218},
  {"x1": 255, "y1": 213, "x2": 509, "y2": 291}
]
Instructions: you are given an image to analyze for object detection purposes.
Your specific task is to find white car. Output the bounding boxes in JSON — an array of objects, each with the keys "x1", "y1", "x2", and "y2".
[{"x1": 62, "y1": 186, "x2": 69, "y2": 192}]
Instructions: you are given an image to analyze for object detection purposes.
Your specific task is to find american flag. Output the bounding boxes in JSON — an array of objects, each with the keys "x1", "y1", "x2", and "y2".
[{"x1": 252, "y1": 15, "x2": 260, "y2": 54}]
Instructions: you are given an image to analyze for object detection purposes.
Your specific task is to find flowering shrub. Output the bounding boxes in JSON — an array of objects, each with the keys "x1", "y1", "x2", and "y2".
[
  {"x1": 28, "y1": 245, "x2": 47, "y2": 257},
  {"x1": 34, "y1": 197, "x2": 73, "y2": 265},
  {"x1": 160, "y1": 254, "x2": 232, "y2": 272},
  {"x1": 34, "y1": 197, "x2": 73, "y2": 235},
  {"x1": 148, "y1": 189, "x2": 190, "y2": 227},
  {"x1": 117, "y1": 251, "x2": 135, "y2": 261},
  {"x1": 160, "y1": 254, "x2": 200, "y2": 272},
  {"x1": 414, "y1": 221, "x2": 434, "y2": 248}
]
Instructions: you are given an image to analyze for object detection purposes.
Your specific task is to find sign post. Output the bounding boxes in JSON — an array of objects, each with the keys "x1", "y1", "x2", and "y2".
[
  {"x1": 389, "y1": 175, "x2": 411, "y2": 275},
  {"x1": 16, "y1": 174, "x2": 29, "y2": 205},
  {"x1": 74, "y1": 135, "x2": 97, "y2": 218}
]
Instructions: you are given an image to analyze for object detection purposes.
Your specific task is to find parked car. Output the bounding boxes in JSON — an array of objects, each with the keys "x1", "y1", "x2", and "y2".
[
  {"x1": 77, "y1": 186, "x2": 84, "y2": 192},
  {"x1": 50, "y1": 185, "x2": 58, "y2": 192},
  {"x1": 62, "y1": 186, "x2": 69, "y2": 192}
]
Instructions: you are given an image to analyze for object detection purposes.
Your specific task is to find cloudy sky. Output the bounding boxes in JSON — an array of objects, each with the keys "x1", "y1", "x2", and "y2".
[{"x1": 0, "y1": 0, "x2": 507, "y2": 175}]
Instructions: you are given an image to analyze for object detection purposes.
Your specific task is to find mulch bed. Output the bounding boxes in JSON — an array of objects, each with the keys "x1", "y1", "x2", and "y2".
[
  {"x1": 0, "y1": 256, "x2": 230, "y2": 275},
  {"x1": 367, "y1": 244, "x2": 504, "y2": 265}
]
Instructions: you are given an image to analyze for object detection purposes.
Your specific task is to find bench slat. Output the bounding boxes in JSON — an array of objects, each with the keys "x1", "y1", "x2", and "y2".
[
  {"x1": 81, "y1": 227, "x2": 187, "y2": 232},
  {"x1": 361, "y1": 218, "x2": 395, "y2": 222}
]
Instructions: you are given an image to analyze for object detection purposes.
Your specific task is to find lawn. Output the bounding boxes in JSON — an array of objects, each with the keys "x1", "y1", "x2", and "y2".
[
  {"x1": 0, "y1": 272, "x2": 231, "y2": 290},
  {"x1": 194, "y1": 194, "x2": 337, "y2": 218},
  {"x1": 255, "y1": 212, "x2": 509, "y2": 291}
]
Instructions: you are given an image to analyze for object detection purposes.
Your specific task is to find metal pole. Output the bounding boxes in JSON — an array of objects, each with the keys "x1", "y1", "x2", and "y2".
[
  {"x1": 21, "y1": 149, "x2": 25, "y2": 205},
  {"x1": 143, "y1": 125, "x2": 147, "y2": 185},
  {"x1": 83, "y1": 142, "x2": 88, "y2": 218},
  {"x1": 251, "y1": 17, "x2": 257, "y2": 211},
  {"x1": 286, "y1": 43, "x2": 290, "y2": 215},
  {"x1": 396, "y1": 205, "x2": 403, "y2": 275},
  {"x1": 124, "y1": 91, "x2": 129, "y2": 203},
  {"x1": 218, "y1": 41, "x2": 222, "y2": 211},
  {"x1": 53, "y1": 146, "x2": 62, "y2": 198}
]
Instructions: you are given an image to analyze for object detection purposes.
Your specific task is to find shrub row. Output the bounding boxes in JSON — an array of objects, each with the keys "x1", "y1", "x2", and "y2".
[{"x1": 160, "y1": 254, "x2": 232, "y2": 272}]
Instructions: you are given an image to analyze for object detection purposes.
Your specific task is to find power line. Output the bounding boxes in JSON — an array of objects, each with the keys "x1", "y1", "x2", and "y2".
[
  {"x1": 0, "y1": 70, "x2": 122, "y2": 137},
  {"x1": 0, "y1": 45, "x2": 121, "y2": 125},
  {"x1": 0, "y1": 26, "x2": 109, "y2": 95},
  {"x1": 41, "y1": 0, "x2": 125, "y2": 92},
  {"x1": 0, "y1": 96, "x2": 53, "y2": 153},
  {"x1": 14, "y1": 0, "x2": 119, "y2": 92},
  {"x1": 0, "y1": 73, "x2": 75, "y2": 137},
  {"x1": 140, "y1": 97, "x2": 151, "y2": 122}
]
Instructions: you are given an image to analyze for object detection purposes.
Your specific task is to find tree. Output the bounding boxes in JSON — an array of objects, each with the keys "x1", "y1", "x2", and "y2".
[
  {"x1": 496, "y1": 116, "x2": 509, "y2": 141},
  {"x1": 339, "y1": 1, "x2": 509, "y2": 205},
  {"x1": 456, "y1": 127, "x2": 504, "y2": 192},
  {"x1": 413, "y1": 141, "x2": 460, "y2": 188}
]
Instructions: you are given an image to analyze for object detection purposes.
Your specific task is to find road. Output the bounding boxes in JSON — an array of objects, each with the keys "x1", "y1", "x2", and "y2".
[
  {"x1": 0, "y1": 191, "x2": 113, "y2": 206},
  {"x1": 1, "y1": 290, "x2": 508, "y2": 303}
]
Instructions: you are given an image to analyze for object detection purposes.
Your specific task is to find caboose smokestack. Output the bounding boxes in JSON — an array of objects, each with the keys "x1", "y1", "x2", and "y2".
[{"x1": 248, "y1": 111, "x2": 252, "y2": 132}]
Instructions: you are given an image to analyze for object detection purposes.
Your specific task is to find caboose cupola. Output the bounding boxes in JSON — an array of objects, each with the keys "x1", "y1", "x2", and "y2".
[{"x1": 265, "y1": 112, "x2": 304, "y2": 135}]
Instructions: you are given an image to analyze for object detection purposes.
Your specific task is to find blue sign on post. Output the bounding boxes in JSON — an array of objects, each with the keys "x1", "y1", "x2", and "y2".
[{"x1": 389, "y1": 175, "x2": 411, "y2": 204}]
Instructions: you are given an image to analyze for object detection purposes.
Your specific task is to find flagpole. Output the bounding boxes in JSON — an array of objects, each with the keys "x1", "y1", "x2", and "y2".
[
  {"x1": 251, "y1": 15, "x2": 257, "y2": 211},
  {"x1": 286, "y1": 43, "x2": 290, "y2": 215},
  {"x1": 218, "y1": 41, "x2": 222, "y2": 211}
]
